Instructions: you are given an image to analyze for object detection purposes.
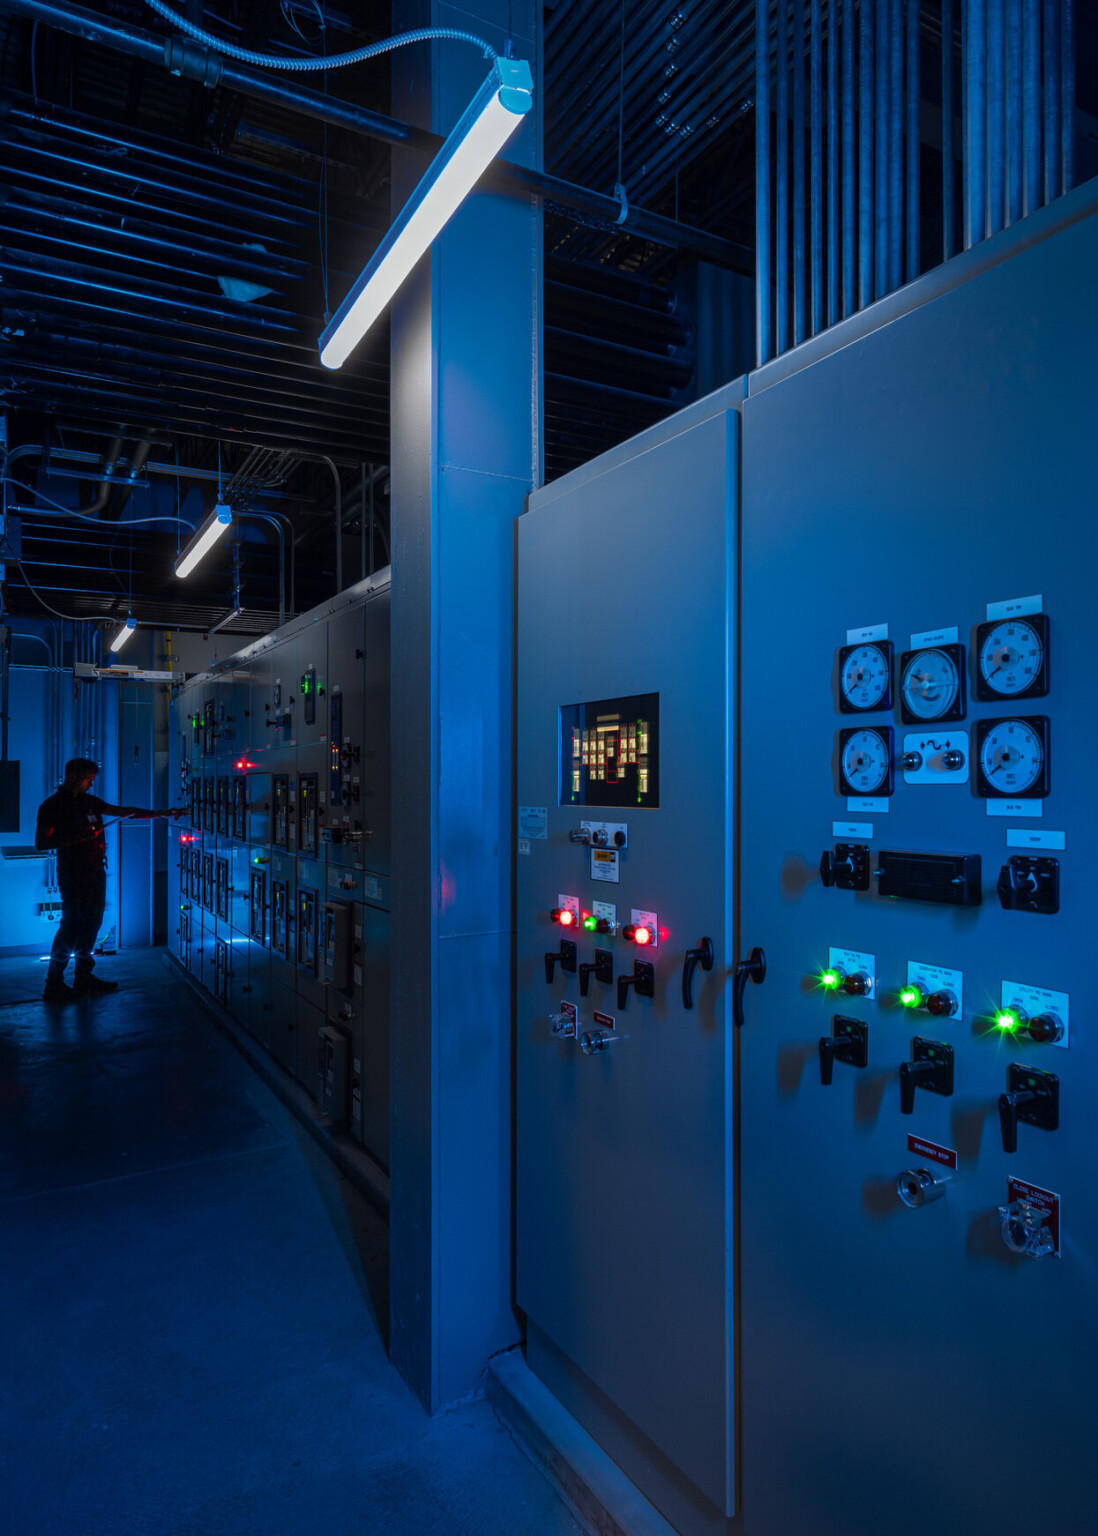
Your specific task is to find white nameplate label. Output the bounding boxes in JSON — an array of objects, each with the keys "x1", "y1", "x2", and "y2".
[
  {"x1": 846, "y1": 622, "x2": 888, "y2": 644},
  {"x1": 988, "y1": 800, "x2": 1042, "y2": 818},
  {"x1": 848, "y1": 797, "x2": 888, "y2": 813},
  {"x1": 910, "y1": 626, "x2": 959, "y2": 648},
  {"x1": 1006, "y1": 828, "x2": 1064, "y2": 850},
  {"x1": 986, "y1": 593, "x2": 1042, "y2": 620},
  {"x1": 834, "y1": 822, "x2": 873, "y2": 839}
]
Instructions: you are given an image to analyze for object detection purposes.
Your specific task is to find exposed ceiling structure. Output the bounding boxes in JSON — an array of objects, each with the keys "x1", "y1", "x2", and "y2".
[{"x1": 1, "y1": 0, "x2": 755, "y2": 636}]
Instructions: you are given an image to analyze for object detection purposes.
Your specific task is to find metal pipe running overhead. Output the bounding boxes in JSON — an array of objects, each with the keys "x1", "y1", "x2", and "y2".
[{"x1": 4, "y1": 0, "x2": 750, "y2": 271}]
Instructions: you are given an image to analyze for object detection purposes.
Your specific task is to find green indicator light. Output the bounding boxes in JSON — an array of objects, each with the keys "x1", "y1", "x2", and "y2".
[
  {"x1": 583, "y1": 915, "x2": 598, "y2": 932},
  {"x1": 900, "y1": 986, "x2": 921, "y2": 1009},
  {"x1": 995, "y1": 1008, "x2": 1020, "y2": 1033},
  {"x1": 821, "y1": 968, "x2": 842, "y2": 991}
]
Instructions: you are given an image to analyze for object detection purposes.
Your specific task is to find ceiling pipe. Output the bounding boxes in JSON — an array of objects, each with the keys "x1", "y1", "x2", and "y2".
[
  {"x1": 107, "y1": 438, "x2": 153, "y2": 521},
  {"x1": 1, "y1": 0, "x2": 751, "y2": 271},
  {"x1": 72, "y1": 434, "x2": 124, "y2": 515}
]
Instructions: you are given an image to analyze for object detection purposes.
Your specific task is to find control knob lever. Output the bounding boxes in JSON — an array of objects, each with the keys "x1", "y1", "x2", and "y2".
[
  {"x1": 998, "y1": 1063, "x2": 1059, "y2": 1152},
  {"x1": 544, "y1": 938, "x2": 577, "y2": 985},
  {"x1": 818, "y1": 1017, "x2": 868, "y2": 1085},
  {"x1": 899, "y1": 1038, "x2": 954, "y2": 1115},
  {"x1": 579, "y1": 948, "x2": 614, "y2": 998},
  {"x1": 617, "y1": 959, "x2": 655, "y2": 1011},
  {"x1": 681, "y1": 936, "x2": 714, "y2": 1011}
]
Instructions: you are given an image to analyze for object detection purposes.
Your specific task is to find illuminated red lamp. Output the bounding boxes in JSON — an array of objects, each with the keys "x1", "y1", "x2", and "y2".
[
  {"x1": 623, "y1": 923, "x2": 652, "y2": 945},
  {"x1": 550, "y1": 907, "x2": 576, "y2": 927}
]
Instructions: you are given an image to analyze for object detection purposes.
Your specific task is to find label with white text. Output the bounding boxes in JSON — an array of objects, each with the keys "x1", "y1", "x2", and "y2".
[
  {"x1": 906, "y1": 1134, "x2": 958, "y2": 1170},
  {"x1": 518, "y1": 806, "x2": 548, "y2": 840},
  {"x1": 988, "y1": 799, "x2": 1042, "y2": 818},
  {"x1": 848, "y1": 797, "x2": 889, "y2": 813},
  {"x1": 593, "y1": 1010, "x2": 616, "y2": 1032},
  {"x1": 846, "y1": 622, "x2": 888, "y2": 644},
  {"x1": 591, "y1": 848, "x2": 620, "y2": 884}
]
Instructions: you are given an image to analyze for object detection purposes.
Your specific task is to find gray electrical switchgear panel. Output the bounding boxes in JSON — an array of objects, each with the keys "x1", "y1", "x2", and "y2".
[
  {"x1": 516, "y1": 200, "x2": 1097, "y2": 1536},
  {"x1": 516, "y1": 406, "x2": 740, "y2": 1532},
  {"x1": 168, "y1": 572, "x2": 391, "y2": 1170}
]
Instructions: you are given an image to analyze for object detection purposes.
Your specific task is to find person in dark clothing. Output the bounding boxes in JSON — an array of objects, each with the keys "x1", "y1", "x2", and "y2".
[{"x1": 35, "y1": 757, "x2": 183, "y2": 1002}]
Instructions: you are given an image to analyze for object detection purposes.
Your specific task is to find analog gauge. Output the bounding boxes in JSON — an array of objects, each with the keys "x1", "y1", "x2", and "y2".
[
  {"x1": 838, "y1": 640, "x2": 893, "y2": 712},
  {"x1": 975, "y1": 614, "x2": 1049, "y2": 700},
  {"x1": 899, "y1": 644, "x2": 966, "y2": 723},
  {"x1": 839, "y1": 726, "x2": 894, "y2": 797},
  {"x1": 975, "y1": 716, "x2": 1050, "y2": 798}
]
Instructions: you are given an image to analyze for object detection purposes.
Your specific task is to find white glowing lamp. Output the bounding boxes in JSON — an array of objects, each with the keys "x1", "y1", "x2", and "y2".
[
  {"x1": 319, "y1": 57, "x2": 534, "y2": 369},
  {"x1": 175, "y1": 502, "x2": 233, "y2": 579}
]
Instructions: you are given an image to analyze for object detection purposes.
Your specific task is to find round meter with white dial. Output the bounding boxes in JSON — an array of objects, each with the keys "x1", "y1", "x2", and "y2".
[
  {"x1": 838, "y1": 726, "x2": 894, "y2": 797},
  {"x1": 838, "y1": 640, "x2": 893, "y2": 712},
  {"x1": 899, "y1": 644, "x2": 966, "y2": 724},
  {"x1": 975, "y1": 614, "x2": 1049, "y2": 700},
  {"x1": 975, "y1": 716, "x2": 1050, "y2": 798}
]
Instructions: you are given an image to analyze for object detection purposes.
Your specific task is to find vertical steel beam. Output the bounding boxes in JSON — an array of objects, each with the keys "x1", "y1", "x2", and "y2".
[
  {"x1": 1006, "y1": 0, "x2": 1024, "y2": 223},
  {"x1": 1022, "y1": 0, "x2": 1041, "y2": 213},
  {"x1": 389, "y1": 0, "x2": 541, "y2": 1413},
  {"x1": 1042, "y1": 0, "x2": 1061, "y2": 204},
  {"x1": 841, "y1": 0, "x2": 856, "y2": 316},
  {"x1": 811, "y1": 0, "x2": 824, "y2": 334},
  {"x1": 793, "y1": 0, "x2": 807, "y2": 342},
  {"x1": 859, "y1": 0, "x2": 875, "y2": 306},
  {"x1": 1061, "y1": 0, "x2": 1074, "y2": 192},
  {"x1": 987, "y1": 0, "x2": 1006, "y2": 234},
  {"x1": 905, "y1": 0, "x2": 920, "y2": 281},
  {"x1": 777, "y1": 0, "x2": 791, "y2": 350},
  {"x1": 888, "y1": 0, "x2": 903, "y2": 289},
  {"x1": 757, "y1": 0, "x2": 773, "y2": 365},
  {"x1": 964, "y1": 0, "x2": 987, "y2": 247},
  {"x1": 828, "y1": 0, "x2": 840, "y2": 325},
  {"x1": 875, "y1": 0, "x2": 890, "y2": 295},
  {"x1": 942, "y1": 0, "x2": 955, "y2": 257}
]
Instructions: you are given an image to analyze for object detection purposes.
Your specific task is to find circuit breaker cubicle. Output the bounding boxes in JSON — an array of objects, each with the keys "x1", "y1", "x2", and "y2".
[
  {"x1": 516, "y1": 203, "x2": 1096, "y2": 1536},
  {"x1": 169, "y1": 573, "x2": 391, "y2": 1167}
]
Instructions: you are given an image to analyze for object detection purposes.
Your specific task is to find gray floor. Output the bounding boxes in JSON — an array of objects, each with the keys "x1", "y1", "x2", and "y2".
[{"x1": 0, "y1": 947, "x2": 582, "y2": 1536}]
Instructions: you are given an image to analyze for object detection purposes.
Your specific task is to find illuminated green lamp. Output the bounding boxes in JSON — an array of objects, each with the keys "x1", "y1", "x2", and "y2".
[
  {"x1": 994, "y1": 1007, "x2": 1022, "y2": 1034},
  {"x1": 899, "y1": 983, "x2": 924, "y2": 1010},
  {"x1": 820, "y1": 967, "x2": 843, "y2": 992},
  {"x1": 583, "y1": 914, "x2": 598, "y2": 932}
]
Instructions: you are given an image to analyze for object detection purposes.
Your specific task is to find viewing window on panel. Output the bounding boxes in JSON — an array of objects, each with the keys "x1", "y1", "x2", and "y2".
[{"x1": 559, "y1": 693, "x2": 659, "y2": 808}]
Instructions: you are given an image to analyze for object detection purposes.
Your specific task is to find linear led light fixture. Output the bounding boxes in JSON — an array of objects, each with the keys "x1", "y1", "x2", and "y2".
[
  {"x1": 175, "y1": 502, "x2": 233, "y2": 579},
  {"x1": 109, "y1": 616, "x2": 137, "y2": 653},
  {"x1": 319, "y1": 56, "x2": 534, "y2": 370}
]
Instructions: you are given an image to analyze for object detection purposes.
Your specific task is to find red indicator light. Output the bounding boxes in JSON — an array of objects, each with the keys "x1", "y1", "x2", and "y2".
[
  {"x1": 559, "y1": 909, "x2": 575, "y2": 927},
  {"x1": 634, "y1": 925, "x2": 652, "y2": 946}
]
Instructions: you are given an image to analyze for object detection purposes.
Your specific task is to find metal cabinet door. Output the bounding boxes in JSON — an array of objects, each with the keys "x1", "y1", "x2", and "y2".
[
  {"x1": 517, "y1": 410, "x2": 737, "y2": 1523},
  {"x1": 737, "y1": 213, "x2": 1098, "y2": 1536}
]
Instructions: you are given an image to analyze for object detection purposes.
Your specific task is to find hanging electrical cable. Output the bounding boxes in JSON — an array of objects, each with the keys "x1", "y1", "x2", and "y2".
[{"x1": 140, "y1": 2, "x2": 497, "y2": 68}]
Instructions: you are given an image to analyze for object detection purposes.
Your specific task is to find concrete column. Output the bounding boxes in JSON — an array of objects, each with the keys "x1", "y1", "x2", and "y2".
[{"x1": 388, "y1": 0, "x2": 541, "y2": 1411}]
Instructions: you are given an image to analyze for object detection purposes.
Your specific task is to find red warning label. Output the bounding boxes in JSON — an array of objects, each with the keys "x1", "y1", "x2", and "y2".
[
  {"x1": 593, "y1": 1010, "x2": 615, "y2": 1032},
  {"x1": 1007, "y1": 1177, "x2": 1061, "y2": 1257},
  {"x1": 905, "y1": 1134, "x2": 958, "y2": 1170}
]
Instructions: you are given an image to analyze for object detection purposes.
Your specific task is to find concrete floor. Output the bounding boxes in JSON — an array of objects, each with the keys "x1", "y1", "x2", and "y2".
[{"x1": 0, "y1": 947, "x2": 583, "y2": 1536}]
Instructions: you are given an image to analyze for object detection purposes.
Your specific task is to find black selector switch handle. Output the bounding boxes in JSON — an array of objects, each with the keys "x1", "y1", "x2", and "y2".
[
  {"x1": 545, "y1": 950, "x2": 564, "y2": 985},
  {"x1": 617, "y1": 971, "x2": 635, "y2": 1010},
  {"x1": 998, "y1": 1089, "x2": 1037, "y2": 1154},
  {"x1": 681, "y1": 936, "x2": 715, "y2": 1011},
  {"x1": 819, "y1": 849, "x2": 836, "y2": 888},
  {"x1": 579, "y1": 960, "x2": 597, "y2": 998},
  {"x1": 819, "y1": 1036, "x2": 838, "y2": 1086},
  {"x1": 900, "y1": 1059, "x2": 936, "y2": 1115}
]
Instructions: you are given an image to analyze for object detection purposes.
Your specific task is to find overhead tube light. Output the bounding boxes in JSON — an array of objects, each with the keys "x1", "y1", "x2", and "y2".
[
  {"x1": 319, "y1": 57, "x2": 534, "y2": 370},
  {"x1": 175, "y1": 502, "x2": 233, "y2": 579},
  {"x1": 109, "y1": 616, "x2": 137, "y2": 653}
]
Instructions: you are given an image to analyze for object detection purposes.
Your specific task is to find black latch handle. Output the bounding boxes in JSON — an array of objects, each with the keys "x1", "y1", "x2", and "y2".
[
  {"x1": 732, "y1": 947, "x2": 766, "y2": 1026},
  {"x1": 681, "y1": 936, "x2": 714, "y2": 1011}
]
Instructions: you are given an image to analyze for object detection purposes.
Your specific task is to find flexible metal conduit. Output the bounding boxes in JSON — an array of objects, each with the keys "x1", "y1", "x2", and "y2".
[{"x1": 756, "y1": 0, "x2": 1075, "y2": 365}]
